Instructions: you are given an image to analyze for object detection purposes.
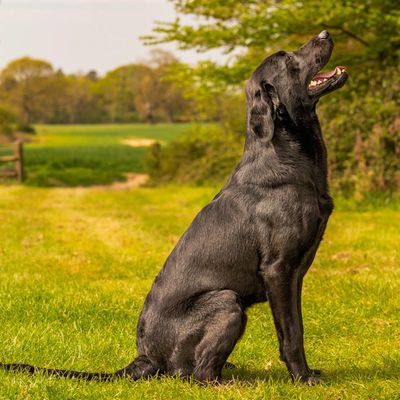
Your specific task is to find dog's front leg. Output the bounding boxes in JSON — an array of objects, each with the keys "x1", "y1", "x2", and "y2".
[{"x1": 260, "y1": 261, "x2": 319, "y2": 385}]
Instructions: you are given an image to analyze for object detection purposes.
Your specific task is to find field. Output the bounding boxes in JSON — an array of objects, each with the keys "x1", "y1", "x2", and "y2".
[
  {"x1": 0, "y1": 125, "x2": 399, "y2": 399},
  {"x1": 0, "y1": 124, "x2": 192, "y2": 187}
]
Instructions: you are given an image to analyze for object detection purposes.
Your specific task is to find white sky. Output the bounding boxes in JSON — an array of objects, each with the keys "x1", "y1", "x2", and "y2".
[{"x1": 0, "y1": 0, "x2": 224, "y2": 75}]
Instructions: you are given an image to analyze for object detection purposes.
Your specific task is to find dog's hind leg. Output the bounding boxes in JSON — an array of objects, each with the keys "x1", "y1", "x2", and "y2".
[
  {"x1": 191, "y1": 290, "x2": 246, "y2": 382},
  {"x1": 115, "y1": 355, "x2": 159, "y2": 380}
]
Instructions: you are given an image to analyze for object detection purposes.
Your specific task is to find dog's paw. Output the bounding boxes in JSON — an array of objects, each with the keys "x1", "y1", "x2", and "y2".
[
  {"x1": 223, "y1": 362, "x2": 236, "y2": 369},
  {"x1": 308, "y1": 368, "x2": 321, "y2": 376},
  {"x1": 299, "y1": 375, "x2": 321, "y2": 385}
]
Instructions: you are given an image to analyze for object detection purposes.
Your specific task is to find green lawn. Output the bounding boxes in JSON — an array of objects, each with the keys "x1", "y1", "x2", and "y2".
[
  {"x1": 21, "y1": 124, "x2": 193, "y2": 187},
  {"x1": 0, "y1": 184, "x2": 398, "y2": 399}
]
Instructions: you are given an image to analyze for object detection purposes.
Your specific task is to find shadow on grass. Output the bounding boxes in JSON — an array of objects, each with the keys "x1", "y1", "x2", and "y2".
[
  {"x1": 221, "y1": 356, "x2": 400, "y2": 385},
  {"x1": 222, "y1": 366, "x2": 289, "y2": 384},
  {"x1": 326, "y1": 357, "x2": 400, "y2": 383}
]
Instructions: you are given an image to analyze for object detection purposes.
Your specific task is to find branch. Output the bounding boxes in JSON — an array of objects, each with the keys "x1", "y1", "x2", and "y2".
[{"x1": 322, "y1": 25, "x2": 369, "y2": 47}]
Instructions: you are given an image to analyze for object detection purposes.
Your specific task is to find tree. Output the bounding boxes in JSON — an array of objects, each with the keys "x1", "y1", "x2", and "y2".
[
  {"x1": 0, "y1": 104, "x2": 20, "y2": 138},
  {"x1": 0, "y1": 57, "x2": 55, "y2": 123},
  {"x1": 94, "y1": 64, "x2": 150, "y2": 122},
  {"x1": 145, "y1": 0, "x2": 399, "y2": 81},
  {"x1": 64, "y1": 75, "x2": 101, "y2": 123},
  {"x1": 134, "y1": 50, "x2": 191, "y2": 123}
]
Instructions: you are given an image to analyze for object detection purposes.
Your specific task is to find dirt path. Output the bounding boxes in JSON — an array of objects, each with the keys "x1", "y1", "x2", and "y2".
[
  {"x1": 121, "y1": 138, "x2": 160, "y2": 147},
  {"x1": 104, "y1": 137, "x2": 158, "y2": 190},
  {"x1": 92, "y1": 173, "x2": 149, "y2": 191},
  {"x1": 84, "y1": 137, "x2": 157, "y2": 190}
]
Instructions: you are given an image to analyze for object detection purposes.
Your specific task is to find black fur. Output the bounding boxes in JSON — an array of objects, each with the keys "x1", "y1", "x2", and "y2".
[{"x1": 1, "y1": 31, "x2": 348, "y2": 384}]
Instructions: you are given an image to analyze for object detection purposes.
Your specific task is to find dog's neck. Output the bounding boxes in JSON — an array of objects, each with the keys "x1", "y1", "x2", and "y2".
[
  {"x1": 236, "y1": 108, "x2": 330, "y2": 194},
  {"x1": 289, "y1": 107, "x2": 329, "y2": 177},
  {"x1": 292, "y1": 110, "x2": 330, "y2": 194}
]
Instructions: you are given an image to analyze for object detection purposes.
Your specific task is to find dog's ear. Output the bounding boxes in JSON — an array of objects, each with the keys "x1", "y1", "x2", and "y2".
[{"x1": 247, "y1": 81, "x2": 279, "y2": 141}]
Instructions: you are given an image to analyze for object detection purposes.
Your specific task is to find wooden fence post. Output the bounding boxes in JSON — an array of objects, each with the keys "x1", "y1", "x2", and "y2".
[
  {"x1": 0, "y1": 140, "x2": 24, "y2": 182},
  {"x1": 15, "y1": 140, "x2": 24, "y2": 182}
]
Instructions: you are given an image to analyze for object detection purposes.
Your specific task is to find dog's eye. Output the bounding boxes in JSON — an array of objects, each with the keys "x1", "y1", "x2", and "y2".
[
  {"x1": 285, "y1": 53, "x2": 297, "y2": 66},
  {"x1": 277, "y1": 105, "x2": 287, "y2": 118},
  {"x1": 261, "y1": 81, "x2": 274, "y2": 93}
]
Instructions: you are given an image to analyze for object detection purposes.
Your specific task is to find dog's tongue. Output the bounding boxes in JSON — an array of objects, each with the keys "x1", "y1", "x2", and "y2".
[{"x1": 313, "y1": 66, "x2": 346, "y2": 80}]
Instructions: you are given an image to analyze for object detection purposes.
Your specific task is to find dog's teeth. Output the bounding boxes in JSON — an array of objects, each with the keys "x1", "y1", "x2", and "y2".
[{"x1": 323, "y1": 78, "x2": 327, "y2": 82}]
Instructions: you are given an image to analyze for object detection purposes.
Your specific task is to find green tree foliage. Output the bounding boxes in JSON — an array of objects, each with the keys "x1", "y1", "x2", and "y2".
[
  {"x1": 146, "y1": 0, "x2": 398, "y2": 71},
  {"x1": 94, "y1": 64, "x2": 150, "y2": 123},
  {"x1": 145, "y1": 0, "x2": 400, "y2": 196},
  {"x1": 0, "y1": 51, "x2": 193, "y2": 125},
  {"x1": 0, "y1": 104, "x2": 20, "y2": 138},
  {"x1": 134, "y1": 50, "x2": 192, "y2": 122},
  {"x1": 0, "y1": 57, "x2": 55, "y2": 124}
]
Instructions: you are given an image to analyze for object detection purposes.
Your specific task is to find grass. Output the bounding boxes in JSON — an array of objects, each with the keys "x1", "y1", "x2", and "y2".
[
  {"x1": 20, "y1": 124, "x2": 193, "y2": 187},
  {"x1": 0, "y1": 183, "x2": 399, "y2": 399}
]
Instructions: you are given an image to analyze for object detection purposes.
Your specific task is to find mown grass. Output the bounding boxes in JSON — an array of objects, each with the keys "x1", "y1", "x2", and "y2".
[
  {"x1": 21, "y1": 124, "x2": 193, "y2": 187},
  {"x1": 0, "y1": 184, "x2": 398, "y2": 399}
]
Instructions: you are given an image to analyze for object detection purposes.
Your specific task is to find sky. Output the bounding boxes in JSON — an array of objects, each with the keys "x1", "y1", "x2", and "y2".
[{"x1": 0, "y1": 0, "x2": 223, "y2": 75}]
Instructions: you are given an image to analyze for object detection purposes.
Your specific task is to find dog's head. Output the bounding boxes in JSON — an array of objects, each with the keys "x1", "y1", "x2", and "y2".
[{"x1": 246, "y1": 31, "x2": 348, "y2": 140}]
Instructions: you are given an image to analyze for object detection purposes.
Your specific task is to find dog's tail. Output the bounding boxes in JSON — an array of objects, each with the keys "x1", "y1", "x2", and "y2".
[{"x1": 0, "y1": 355, "x2": 158, "y2": 381}]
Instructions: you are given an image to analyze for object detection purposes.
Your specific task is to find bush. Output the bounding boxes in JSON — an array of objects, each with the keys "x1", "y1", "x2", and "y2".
[
  {"x1": 16, "y1": 122, "x2": 36, "y2": 134},
  {"x1": 0, "y1": 105, "x2": 19, "y2": 138},
  {"x1": 145, "y1": 124, "x2": 243, "y2": 185},
  {"x1": 320, "y1": 64, "x2": 400, "y2": 198}
]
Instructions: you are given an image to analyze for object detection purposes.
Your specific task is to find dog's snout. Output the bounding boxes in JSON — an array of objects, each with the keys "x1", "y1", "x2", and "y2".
[{"x1": 318, "y1": 30, "x2": 330, "y2": 39}]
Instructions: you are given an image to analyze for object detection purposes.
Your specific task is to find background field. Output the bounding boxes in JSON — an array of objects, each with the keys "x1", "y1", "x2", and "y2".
[{"x1": 0, "y1": 124, "x2": 192, "y2": 187}]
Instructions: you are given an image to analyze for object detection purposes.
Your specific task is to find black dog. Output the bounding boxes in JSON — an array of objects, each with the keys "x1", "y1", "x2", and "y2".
[{"x1": 1, "y1": 31, "x2": 347, "y2": 384}]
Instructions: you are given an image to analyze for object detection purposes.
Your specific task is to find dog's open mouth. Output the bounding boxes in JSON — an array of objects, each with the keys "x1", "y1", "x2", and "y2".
[{"x1": 308, "y1": 66, "x2": 347, "y2": 96}]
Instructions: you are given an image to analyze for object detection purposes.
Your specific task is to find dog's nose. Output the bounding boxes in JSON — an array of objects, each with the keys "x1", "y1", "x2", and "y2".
[{"x1": 318, "y1": 30, "x2": 330, "y2": 39}]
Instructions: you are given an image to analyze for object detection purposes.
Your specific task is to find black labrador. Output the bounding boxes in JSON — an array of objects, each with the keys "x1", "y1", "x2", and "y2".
[{"x1": 1, "y1": 31, "x2": 348, "y2": 384}]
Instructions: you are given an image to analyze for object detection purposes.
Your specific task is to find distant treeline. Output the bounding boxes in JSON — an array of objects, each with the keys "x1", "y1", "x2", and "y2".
[{"x1": 0, "y1": 50, "x2": 202, "y2": 128}]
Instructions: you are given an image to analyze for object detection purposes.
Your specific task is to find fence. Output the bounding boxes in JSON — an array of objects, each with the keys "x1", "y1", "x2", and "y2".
[{"x1": 0, "y1": 140, "x2": 24, "y2": 182}]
